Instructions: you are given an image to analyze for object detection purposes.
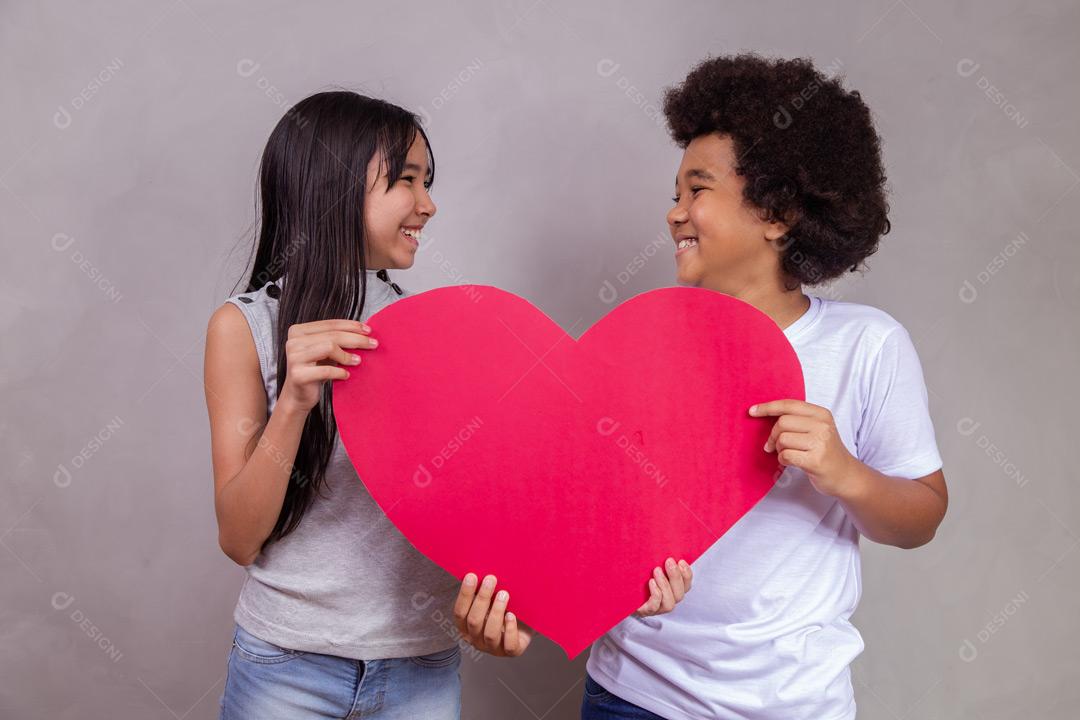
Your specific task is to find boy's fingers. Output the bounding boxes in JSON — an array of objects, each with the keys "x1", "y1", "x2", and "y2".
[
  {"x1": 636, "y1": 582, "x2": 658, "y2": 616},
  {"x1": 664, "y1": 558, "x2": 686, "y2": 600},
  {"x1": 778, "y1": 448, "x2": 811, "y2": 469},
  {"x1": 678, "y1": 560, "x2": 693, "y2": 591},
  {"x1": 764, "y1": 415, "x2": 815, "y2": 451},
  {"x1": 452, "y1": 573, "x2": 478, "y2": 628},
  {"x1": 774, "y1": 431, "x2": 813, "y2": 454},
  {"x1": 750, "y1": 400, "x2": 820, "y2": 418},
  {"x1": 465, "y1": 574, "x2": 497, "y2": 637},
  {"x1": 483, "y1": 590, "x2": 509, "y2": 650},
  {"x1": 636, "y1": 578, "x2": 661, "y2": 615},
  {"x1": 653, "y1": 566, "x2": 675, "y2": 611}
]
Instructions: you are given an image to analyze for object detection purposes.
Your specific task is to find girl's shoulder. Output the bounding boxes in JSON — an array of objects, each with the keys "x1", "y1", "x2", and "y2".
[
  {"x1": 226, "y1": 277, "x2": 283, "y2": 309},
  {"x1": 224, "y1": 279, "x2": 281, "y2": 332},
  {"x1": 219, "y1": 279, "x2": 283, "y2": 376}
]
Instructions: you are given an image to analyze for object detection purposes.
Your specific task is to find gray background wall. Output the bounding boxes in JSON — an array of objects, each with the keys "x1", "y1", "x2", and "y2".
[{"x1": 2, "y1": 0, "x2": 1077, "y2": 717}]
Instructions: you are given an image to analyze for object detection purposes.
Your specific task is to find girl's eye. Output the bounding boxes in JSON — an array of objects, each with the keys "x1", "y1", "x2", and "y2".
[
  {"x1": 690, "y1": 186, "x2": 705, "y2": 195},
  {"x1": 671, "y1": 195, "x2": 680, "y2": 203},
  {"x1": 400, "y1": 175, "x2": 432, "y2": 190}
]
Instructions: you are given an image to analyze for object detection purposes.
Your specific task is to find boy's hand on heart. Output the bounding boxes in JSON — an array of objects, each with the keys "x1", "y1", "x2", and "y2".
[
  {"x1": 635, "y1": 557, "x2": 693, "y2": 617},
  {"x1": 750, "y1": 399, "x2": 859, "y2": 498}
]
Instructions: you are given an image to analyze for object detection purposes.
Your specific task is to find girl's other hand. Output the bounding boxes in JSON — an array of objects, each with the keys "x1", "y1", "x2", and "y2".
[{"x1": 453, "y1": 573, "x2": 533, "y2": 657}]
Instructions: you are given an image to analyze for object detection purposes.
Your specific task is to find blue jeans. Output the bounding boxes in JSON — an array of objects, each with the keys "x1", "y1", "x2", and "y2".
[
  {"x1": 219, "y1": 624, "x2": 461, "y2": 719},
  {"x1": 580, "y1": 672, "x2": 667, "y2": 719}
]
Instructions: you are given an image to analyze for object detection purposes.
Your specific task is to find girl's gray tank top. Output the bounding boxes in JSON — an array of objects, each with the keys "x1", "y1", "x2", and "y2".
[{"x1": 224, "y1": 270, "x2": 459, "y2": 660}]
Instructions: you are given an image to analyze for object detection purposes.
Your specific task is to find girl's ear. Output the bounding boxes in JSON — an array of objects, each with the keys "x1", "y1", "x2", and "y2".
[{"x1": 365, "y1": 154, "x2": 387, "y2": 194}]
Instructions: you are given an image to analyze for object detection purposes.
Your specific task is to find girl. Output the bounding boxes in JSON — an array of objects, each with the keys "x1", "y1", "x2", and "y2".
[{"x1": 204, "y1": 91, "x2": 462, "y2": 719}]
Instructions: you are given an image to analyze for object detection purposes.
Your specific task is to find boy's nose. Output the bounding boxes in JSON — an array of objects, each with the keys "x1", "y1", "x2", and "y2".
[{"x1": 667, "y1": 205, "x2": 688, "y2": 226}]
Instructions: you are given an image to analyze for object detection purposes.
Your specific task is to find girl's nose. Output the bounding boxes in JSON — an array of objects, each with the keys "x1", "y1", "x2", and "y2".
[{"x1": 417, "y1": 189, "x2": 436, "y2": 218}]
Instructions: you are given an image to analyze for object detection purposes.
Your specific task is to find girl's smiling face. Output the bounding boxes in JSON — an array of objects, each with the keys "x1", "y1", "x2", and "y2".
[
  {"x1": 363, "y1": 133, "x2": 436, "y2": 270},
  {"x1": 667, "y1": 133, "x2": 789, "y2": 294}
]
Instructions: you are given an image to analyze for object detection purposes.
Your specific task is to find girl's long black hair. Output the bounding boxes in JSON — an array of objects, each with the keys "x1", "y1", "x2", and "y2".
[{"x1": 239, "y1": 90, "x2": 434, "y2": 547}]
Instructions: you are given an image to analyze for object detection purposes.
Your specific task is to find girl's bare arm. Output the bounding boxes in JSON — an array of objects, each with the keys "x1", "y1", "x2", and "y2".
[
  {"x1": 204, "y1": 303, "x2": 307, "y2": 565},
  {"x1": 203, "y1": 306, "x2": 374, "y2": 565}
]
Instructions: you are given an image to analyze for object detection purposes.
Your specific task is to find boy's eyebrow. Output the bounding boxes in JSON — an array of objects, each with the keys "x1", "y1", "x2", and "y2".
[
  {"x1": 684, "y1": 168, "x2": 717, "y2": 181},
  {"x1": 403, "y1": 162, "x2": 430, "y2": 174}
]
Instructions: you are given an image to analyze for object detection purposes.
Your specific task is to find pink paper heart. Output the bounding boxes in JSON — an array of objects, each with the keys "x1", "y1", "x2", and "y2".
[{"x1": 334, "y1": 285, "x2": 803, "y2": 658}]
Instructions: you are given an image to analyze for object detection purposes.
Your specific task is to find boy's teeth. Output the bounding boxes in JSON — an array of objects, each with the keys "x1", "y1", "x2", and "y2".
[
  {"x1": 677, "y1": 239, "x2": 698, "y2": 249},
  {"x1": 402, "y1": 228, "x2": 421, "y2": 239}
]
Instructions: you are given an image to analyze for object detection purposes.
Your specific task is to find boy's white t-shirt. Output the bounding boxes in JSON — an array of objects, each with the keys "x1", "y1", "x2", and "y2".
[{"x1": 586, "y1": 294, "x2": 943, "y2": 720}]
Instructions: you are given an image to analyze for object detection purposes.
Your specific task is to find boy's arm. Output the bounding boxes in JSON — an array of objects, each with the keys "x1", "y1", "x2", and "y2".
[
  {"x1": 751, "y1": 400, "x2": 948, "y2": 549},
  {"x1": 833, "y1": 464, "x2": 947, "y2": 549}
]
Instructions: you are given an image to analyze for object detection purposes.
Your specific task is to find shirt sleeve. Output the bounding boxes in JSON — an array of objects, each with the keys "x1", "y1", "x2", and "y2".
[{"x1": 854, "y1": 325, "x2": 943, "y2": 479}]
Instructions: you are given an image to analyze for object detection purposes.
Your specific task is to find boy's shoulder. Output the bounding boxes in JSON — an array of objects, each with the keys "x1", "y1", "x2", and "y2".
[{"x1": 812, "y1": 295, "x2": 912, "y2": 349}]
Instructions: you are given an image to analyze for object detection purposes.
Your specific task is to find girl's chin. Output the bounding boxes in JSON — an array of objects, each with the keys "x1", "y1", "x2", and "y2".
[
  {"x1": 369, "y1": 247, "x2": 417, "y2": 271},
  {"x1": 381, "y1": 255, "x2": 414, "y2": 271}
]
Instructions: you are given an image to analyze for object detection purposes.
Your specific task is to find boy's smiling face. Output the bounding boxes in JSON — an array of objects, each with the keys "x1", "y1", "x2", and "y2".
[{"x1": 667, "y1": 133, "x2": 790, "y2": 294}]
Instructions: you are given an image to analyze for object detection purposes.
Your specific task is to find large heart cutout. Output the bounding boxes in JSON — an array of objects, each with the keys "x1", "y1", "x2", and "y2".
[{"x1": 333, "y1": 286, "x2": 803, "y2": 658}]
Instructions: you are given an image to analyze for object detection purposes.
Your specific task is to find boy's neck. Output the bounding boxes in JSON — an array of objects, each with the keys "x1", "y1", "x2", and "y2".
[{"x1": 700, "y1": 274, "x2": 811, "y2": 331}]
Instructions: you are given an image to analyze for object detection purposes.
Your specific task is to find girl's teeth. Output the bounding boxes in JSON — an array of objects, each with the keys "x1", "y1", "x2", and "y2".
[{"x1": 677, "y1": 239, "x2": 698, "y2": 249}]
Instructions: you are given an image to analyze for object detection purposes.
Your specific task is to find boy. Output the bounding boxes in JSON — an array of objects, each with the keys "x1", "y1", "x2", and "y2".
[{"x1": 458, "y1": 54, "x2": 947, "y2": 720}]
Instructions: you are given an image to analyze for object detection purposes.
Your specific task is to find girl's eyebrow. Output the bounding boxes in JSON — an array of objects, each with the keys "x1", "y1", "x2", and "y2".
[{"x1": 404, "y1": 162, "x2": 429, "y2": 174}]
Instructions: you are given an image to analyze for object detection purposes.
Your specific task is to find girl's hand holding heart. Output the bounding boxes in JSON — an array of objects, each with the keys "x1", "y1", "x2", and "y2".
[{"x1": 278, "y1": 319, "x2": 379, "y2": 413}]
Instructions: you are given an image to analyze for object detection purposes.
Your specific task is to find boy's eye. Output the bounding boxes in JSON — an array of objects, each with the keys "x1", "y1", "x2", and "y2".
[{"x1": 672, "y1": 186, "x2": 707, "y2": 203}]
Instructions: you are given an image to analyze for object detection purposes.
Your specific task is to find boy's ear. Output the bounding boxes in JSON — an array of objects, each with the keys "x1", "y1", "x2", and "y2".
[
  {"x1": 763, "y1": 220, "x2": 789, "y2": 242},
  {"x1": 760, "y1": 207, "x2": 799, "y2": 243}
]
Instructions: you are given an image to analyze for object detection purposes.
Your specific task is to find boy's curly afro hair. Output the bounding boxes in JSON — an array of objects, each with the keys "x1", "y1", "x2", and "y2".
[{"x1": 662, "y1": 54, "x2": 890, "y2": 287}]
